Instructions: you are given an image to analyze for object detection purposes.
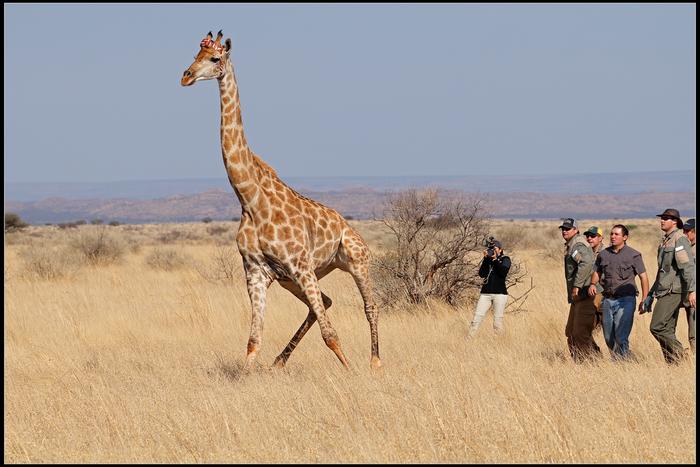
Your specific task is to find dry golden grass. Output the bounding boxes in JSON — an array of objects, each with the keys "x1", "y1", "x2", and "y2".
[{"x1": 4, "y1": 219, "x2": 695, "y2": 463}]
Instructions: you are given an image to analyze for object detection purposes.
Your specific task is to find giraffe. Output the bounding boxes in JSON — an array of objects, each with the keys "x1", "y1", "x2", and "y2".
[{"x1": 181, "y1": 31, "x2": 381, "y2": 370}]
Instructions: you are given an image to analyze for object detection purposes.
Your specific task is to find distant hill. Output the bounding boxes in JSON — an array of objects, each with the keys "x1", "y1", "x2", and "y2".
[
  {"x1": 6, "y1": 171, "x2": 695, "y2": 201},
  {"x1": 4, "y1": 171, "x2": 696, "y2": 224}
]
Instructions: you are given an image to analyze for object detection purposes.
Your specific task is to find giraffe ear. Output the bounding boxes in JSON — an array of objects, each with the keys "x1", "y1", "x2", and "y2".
[{"x1": 224, "y1": 38, "x2": 231, "y2": 52}]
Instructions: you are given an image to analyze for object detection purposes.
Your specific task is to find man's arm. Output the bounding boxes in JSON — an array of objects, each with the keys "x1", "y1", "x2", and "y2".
[
  {"x1": 588, "y1": 271, "x2": 600, "y2": 297},
  {"x1": 637, "y1": 271, "x2": 650, "y2": 313},
  {"x1": 675, "y1": 236, "x2": 696, "y2": 308},
  {"x1": 492, "y1": 256, "x2": 511, "y2": 277},
  {"x1": 572, "y1": 244, "x2": 594, "y2": 297}
]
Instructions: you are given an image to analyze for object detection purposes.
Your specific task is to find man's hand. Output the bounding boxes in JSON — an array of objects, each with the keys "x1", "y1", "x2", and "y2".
[
  {"x1": 572, "y1": 287, "x2": 580, "y2": 299},
  {"x1": 587, "y1": 284, "x2": 598, "y2": 297},
  {"x1": 688, "y1": 291, "x2": 696, "y2": 309}
]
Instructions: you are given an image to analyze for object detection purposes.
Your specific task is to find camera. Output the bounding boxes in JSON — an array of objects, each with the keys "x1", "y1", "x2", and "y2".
[{"x1": 484, "y1": 236, "x2": 496, "y2": 257}]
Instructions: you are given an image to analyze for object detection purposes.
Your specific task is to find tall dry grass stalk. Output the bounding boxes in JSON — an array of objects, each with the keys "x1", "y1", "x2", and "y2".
[{"x1": 4, "y1": 219, "x2": 695, "y2": 463}]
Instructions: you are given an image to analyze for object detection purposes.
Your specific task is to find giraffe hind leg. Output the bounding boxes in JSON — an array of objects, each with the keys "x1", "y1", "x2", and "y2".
[{"x1": 341, "y1": 235, "x2": 382, "y2": 369}]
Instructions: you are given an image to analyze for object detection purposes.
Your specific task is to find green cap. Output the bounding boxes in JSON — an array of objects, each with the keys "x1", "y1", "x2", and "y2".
[{"x1": 584, "y1": 226, "x2": 603, "y2": 237}]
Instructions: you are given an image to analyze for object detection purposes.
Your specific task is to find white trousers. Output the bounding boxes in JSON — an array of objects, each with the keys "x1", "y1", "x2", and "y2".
[{"x1": 469, "y1": 293, "x2": 508, "y2": 336}]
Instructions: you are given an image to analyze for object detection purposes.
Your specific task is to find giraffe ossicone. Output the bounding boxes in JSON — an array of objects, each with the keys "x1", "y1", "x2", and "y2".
[{"x1": 181, "y1": 30, "x2": 382, "y2": 371}]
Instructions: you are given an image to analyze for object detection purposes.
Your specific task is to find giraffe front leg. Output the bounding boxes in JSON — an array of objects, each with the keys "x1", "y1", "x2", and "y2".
[
  {"x1": 243, "y1": 263, "x2": 272, "y2": 371},
  {"x1": 295, "y1": 272, "x2": 349, "y2": 369}
]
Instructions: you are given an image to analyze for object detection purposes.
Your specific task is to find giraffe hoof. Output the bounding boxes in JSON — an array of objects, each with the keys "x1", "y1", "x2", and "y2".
[{"x1": 271, "y1": 358, "x2": 286, "y2": 369}]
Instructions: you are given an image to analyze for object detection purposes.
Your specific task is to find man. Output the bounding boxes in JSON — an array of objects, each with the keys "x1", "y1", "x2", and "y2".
[
  {"x1": 584, "y1": 226, "x2": 605, "y2": 329},
  {"x1": 587, "y1": 224, "x2": 649, "y2": 360},
  {"x1": 560, "y1": 218, "x2": 600, "y2": 361},
  {"x1": 644, "y1": 209, "x2": 696, "y2": 364},
  {"x1": 682, "y1": 218, "x2": 696, "y2": 354},
  {"x1": 468, "y1": 239, "x2": 511, "y2": 337}
]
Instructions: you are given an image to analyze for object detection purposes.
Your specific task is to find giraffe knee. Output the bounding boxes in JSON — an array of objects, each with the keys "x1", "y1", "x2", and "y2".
[
  {"x1": 365, "y1": 305, "x2": 378, "y2": 322},
  {"x1": 247, "y1": 339, "x2": 260, "y2": 355}
]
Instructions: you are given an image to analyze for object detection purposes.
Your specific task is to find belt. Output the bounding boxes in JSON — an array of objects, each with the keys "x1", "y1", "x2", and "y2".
[{"x1": 602, "y1": 291, "x2": 634, "y2": 299}]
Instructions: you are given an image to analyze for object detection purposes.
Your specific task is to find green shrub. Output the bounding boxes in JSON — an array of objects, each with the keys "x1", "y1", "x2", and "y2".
[{"x1": 5, "y1": 213, "x2": 28, "y2": 232}]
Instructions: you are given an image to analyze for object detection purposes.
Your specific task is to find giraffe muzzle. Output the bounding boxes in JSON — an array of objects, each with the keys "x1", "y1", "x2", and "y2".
[{"x1": 181, "y1": 69, "x2": 194, "y2": 86}]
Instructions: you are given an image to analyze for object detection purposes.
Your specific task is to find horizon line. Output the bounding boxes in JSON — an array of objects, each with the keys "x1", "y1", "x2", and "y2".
[{"x1": 5, "y1": 168, "x2": 696, "y2": 186}]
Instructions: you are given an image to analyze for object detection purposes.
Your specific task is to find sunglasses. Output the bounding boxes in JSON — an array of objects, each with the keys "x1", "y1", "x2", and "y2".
[
  {"x1": 561, "y1": 227, "x2": 573, "y2": 232},
  {"x1": 660, "y1": 216, "x2": 675, "y2": 221},
  {"x1": 584, "y1": 233, "x2": 596, "y2": 238}
]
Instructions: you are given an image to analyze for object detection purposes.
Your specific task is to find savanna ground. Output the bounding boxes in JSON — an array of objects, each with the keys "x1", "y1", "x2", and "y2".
[{"x1": 4, "y1": 218, "x2": 696, "y2": 463}]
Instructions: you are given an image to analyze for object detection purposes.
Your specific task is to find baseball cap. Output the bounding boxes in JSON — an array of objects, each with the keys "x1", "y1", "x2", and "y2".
[
  {"x1": 683, "y1": 218, "x2": 695, "y2": 231},
  {"x1": 584, "y1": 226, "x2": 603, "y2": 237},
  {"x1": 559, "y1": 218, "x2": 577, "y2": 230},
  {"x1": 491, "y1": 240, "x2": 502, "y2": 249}
]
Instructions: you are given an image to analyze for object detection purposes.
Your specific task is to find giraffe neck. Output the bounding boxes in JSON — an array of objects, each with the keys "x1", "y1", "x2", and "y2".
[{"x1": 218, "y1": 60, "x2": 261, "y2": 211}]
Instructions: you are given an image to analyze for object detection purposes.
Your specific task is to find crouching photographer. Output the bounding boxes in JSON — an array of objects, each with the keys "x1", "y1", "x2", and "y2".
[{"x1": 468, "y1": 237, "x2": 512, "y2": 337}]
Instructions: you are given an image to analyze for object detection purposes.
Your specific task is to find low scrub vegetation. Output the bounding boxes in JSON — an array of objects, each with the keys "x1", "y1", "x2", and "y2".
[
  {"x1": 145, "y1": 247, "x2": 193, "y2": 271},
  {"x1": 17, "y1": 244, "x2": 81, "y2": 280},
  {"x1": 70, "y1": 227, "x2": 126, "y2": 265}
]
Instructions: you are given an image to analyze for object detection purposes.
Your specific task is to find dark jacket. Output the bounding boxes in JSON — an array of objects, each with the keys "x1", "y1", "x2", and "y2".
[{"x1": 479, "y1": 253, "x2": 511, "y2": 295}]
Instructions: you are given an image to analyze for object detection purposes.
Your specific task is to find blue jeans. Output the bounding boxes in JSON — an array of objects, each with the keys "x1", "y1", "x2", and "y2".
[{"x1": 601, "y1": 296, "x2": 637, "y2": 359}]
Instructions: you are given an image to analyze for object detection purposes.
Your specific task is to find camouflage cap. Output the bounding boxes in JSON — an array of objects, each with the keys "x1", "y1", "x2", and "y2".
[{"x1": 559, "y1": 218, "x2": 577, "y2": 230}]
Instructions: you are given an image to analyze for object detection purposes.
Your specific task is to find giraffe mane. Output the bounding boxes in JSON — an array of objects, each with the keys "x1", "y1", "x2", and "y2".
[{"x1": 251, "y1": 153, "x2": 279, "y2": 179}]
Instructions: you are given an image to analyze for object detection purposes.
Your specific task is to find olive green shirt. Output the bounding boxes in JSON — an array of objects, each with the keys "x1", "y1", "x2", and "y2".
[
  {"x1": 652, "y1": 227, "x2": 696, "y2": 297},
  {"x1": 564, "y1": 233, "x2": 594, "y2": 303}
]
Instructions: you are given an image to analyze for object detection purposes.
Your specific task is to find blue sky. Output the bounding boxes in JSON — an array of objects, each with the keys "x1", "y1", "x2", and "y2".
[{"x1": 4, "y1": 3, "x2": 696, "y2": 183}]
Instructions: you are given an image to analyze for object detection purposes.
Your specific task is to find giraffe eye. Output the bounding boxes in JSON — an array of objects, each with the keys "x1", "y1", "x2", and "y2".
[{"x1": 210, "y1": 57, "x2": 220, "y2": 63}]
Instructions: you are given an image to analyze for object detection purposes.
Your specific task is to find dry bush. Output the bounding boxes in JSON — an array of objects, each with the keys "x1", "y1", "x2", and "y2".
[
  {"x1": 17, "y1": 244, "x2": 81, "y2": 280},
  {"x1": 157, "y1": 228, "x2": 203, "y2": 244},
  {"x1": 492, "y1": 223, "x2": 524, "y2": 250},
  {"x1": 207, "y1": 224, "x2": 230, "y2": 236},
  {"x1": 69, "y1": 227, "x2": 126, "y2": 266},
  {"x1": 194, "y1": 245, "x2": 242, "y2": 283},
  {"x1": 144, "y1": 247, "x2": 193, "y2": 271},
  {"x1": 372, "y1": 189, "x2": 492, "y2": 308}
]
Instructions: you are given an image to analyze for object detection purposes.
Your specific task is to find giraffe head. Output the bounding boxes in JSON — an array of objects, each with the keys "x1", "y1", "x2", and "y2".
[{"x1": 181, "y1": 30, "x2": 231, "y2": 86}]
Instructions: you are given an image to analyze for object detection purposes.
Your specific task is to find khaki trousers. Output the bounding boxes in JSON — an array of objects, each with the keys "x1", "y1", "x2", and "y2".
[
  {"x1": 650, "y1": 293, "x2": 685, "y2": 363},
  {"x1": 683, "y1": 305, "x2": 696, "y2": 354},
  {"x1": 565, "y1": 295, "x2": 601, "y2": 362}
]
